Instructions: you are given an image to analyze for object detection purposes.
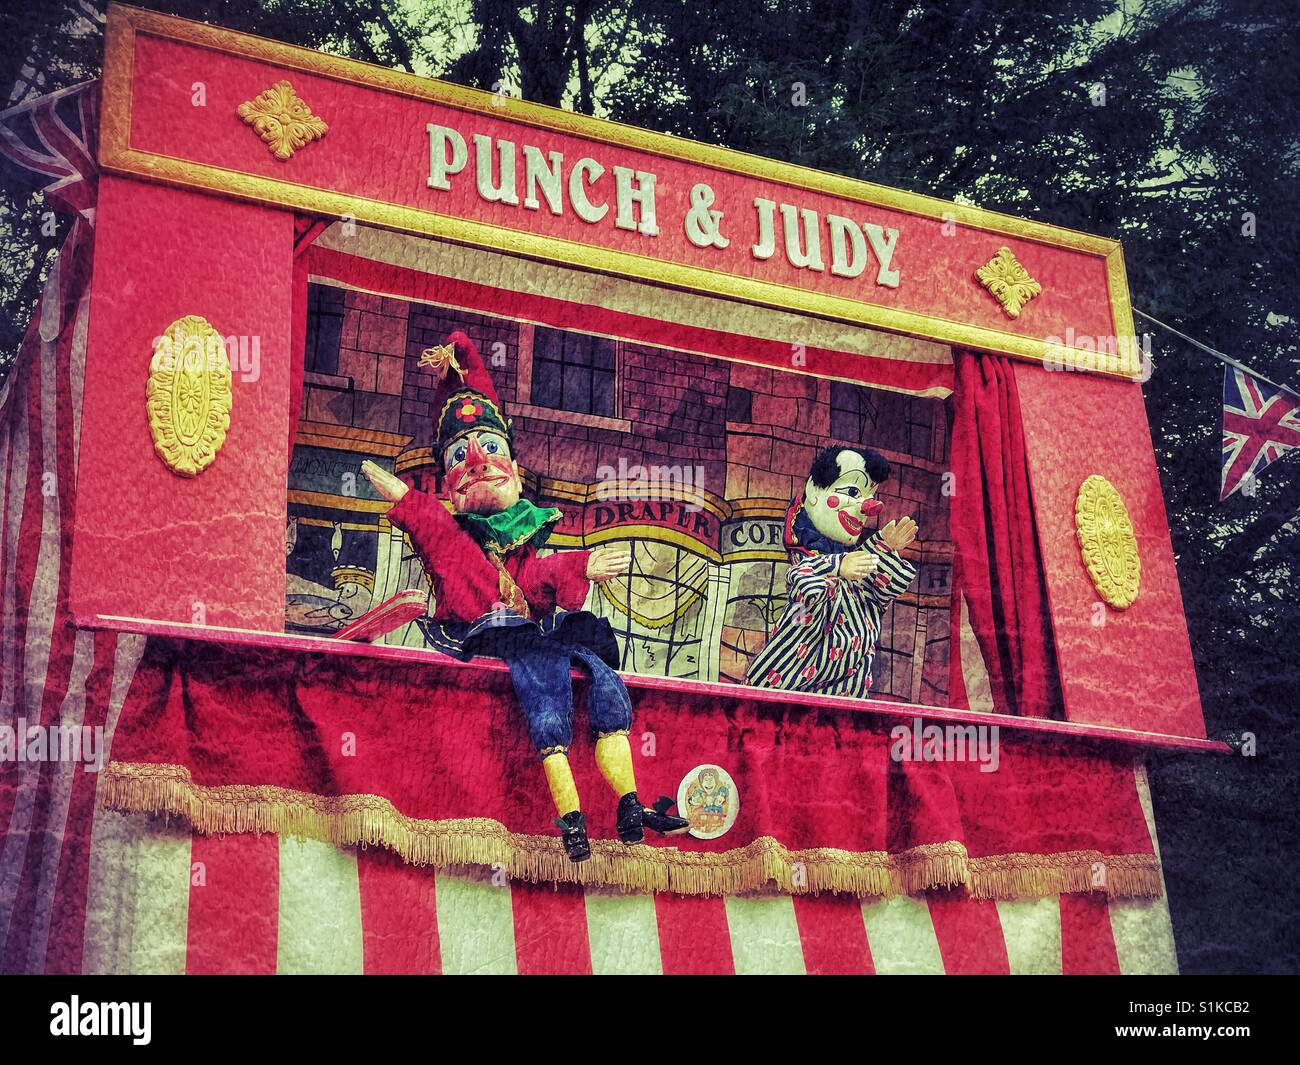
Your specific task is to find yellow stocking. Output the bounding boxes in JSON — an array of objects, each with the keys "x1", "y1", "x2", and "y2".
[
  {"x1": 594, "y1": 732, "x2": 637, "y2": 798},
  {"x1": 541, "y1": 751, "x2": 580, "y2": 816}
]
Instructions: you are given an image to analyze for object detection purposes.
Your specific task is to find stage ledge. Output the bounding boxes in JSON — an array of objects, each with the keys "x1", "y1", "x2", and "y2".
[{"x1": 74, "y1": 613, "x2": 1231, "y2": 756}]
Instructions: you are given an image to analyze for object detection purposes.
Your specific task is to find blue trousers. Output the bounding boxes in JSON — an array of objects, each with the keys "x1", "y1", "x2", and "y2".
[{"x1": 499, "y1": 635, "x2": 633, "y2": 754}]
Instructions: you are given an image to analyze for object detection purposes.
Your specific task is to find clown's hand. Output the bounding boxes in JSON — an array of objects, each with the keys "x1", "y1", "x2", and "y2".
[
  {"x1": 878, "y1": 516, "x2": 918, "y2": 553},
  {"x1": 839, "y1": 551, "x2": 879, "y2": 582},
  {"x1": 361, "y1": 460, "x2": 409, "y2": 504},
  {"x1": 586, "y1": 545, "x2": 632, "y2": 583}
]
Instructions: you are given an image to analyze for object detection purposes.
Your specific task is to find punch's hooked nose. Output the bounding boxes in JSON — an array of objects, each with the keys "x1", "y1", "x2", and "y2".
[{"x1": 463, "y1": 434, "x2": 489, "y2": 469}]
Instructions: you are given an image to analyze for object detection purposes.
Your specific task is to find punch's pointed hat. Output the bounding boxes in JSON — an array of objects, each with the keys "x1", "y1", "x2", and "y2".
[{"x1": 427, "y1": 330, "x2": 512, "y2": 458}]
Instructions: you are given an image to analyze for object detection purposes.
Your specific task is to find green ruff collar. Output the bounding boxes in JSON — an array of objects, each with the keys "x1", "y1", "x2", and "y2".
[{"x1": 460, "y1": 498, "x2": 562, "y2": 555}]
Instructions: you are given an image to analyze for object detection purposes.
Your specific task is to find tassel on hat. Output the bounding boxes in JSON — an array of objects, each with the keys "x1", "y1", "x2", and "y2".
[{"x1": 427, "y1": 330, "x2": 512, "y2": 459}]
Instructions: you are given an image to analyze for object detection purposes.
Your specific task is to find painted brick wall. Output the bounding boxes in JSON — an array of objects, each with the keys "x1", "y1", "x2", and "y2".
[{"x1": 294, "y1": 284, "x2": 952, "y2": 703}]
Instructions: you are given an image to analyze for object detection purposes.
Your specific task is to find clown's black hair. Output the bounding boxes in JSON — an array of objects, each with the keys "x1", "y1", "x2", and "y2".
[{"x1": 808, "y1": 446, "x2": 890, "y2": 488}]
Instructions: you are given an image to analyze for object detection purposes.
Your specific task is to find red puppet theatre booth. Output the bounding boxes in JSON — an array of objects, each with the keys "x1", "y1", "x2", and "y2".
[{"x1": 0, "y1": 4, "x2": 1223, "y2": 976}]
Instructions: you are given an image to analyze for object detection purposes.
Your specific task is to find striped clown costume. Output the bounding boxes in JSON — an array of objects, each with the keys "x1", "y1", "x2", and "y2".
[{"x1": 749, "y1": 447, "x2": 918, "y2": 698}]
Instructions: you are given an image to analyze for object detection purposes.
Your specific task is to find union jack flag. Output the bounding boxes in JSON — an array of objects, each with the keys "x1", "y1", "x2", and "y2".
[
  {"x1": 0, "y1": 80, "x2": 97, "y2": 220},
  {"x1": 1220, "y1": 366, "x2": 1300, "y2": 500}
]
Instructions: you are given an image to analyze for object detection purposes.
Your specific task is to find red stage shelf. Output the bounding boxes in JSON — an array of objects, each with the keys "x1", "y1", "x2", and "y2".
[{"x1": 75, "y1": 613, "x2": 1230, "y2": 756}]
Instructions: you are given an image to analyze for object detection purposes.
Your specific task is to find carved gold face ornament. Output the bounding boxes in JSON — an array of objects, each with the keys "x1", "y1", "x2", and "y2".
[
  {"x1": 804, "y1": 450, "x2": 885, "y2": 546},
  {"x1": 443, "y1": 430, "x2": 522, "y2": 515}
]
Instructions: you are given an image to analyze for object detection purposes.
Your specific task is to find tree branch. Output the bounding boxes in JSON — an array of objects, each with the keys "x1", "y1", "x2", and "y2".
[{"x1": 360, "y1": 0, "x2": 416, "y2": 73}]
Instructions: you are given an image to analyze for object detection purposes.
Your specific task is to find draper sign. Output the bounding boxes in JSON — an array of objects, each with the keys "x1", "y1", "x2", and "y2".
[{"x1": 426, "y1": 123, "x2": 902, "y2": 291}]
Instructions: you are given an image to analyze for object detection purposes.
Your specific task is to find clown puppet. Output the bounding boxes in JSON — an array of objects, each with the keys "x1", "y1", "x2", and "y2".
[
  {"x1": 748, "y1": 446, "x2": 918, "y2": 698},
  {"x1": 360, "y1": 331, "x2": 688, "y2": 862}
]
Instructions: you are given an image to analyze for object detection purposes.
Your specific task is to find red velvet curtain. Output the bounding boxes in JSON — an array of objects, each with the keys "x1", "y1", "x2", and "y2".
[
  {"x1": 99, "y1": 636, "x2": 1160, "y2": 900},
  {"x1": 948, "y1": 351, "x2": 1063, "y2": 719},
  {"x1": 289, "y1": 215, "x2": 331, "y2": 459}
]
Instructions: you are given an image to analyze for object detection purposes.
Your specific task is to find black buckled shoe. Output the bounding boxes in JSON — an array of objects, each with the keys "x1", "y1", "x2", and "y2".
[
  {"x1": 616, "y1": 793, "x2": 645, "y2": 844},
  {"x1": 617, "y1": 792, "x2": 690, "y2": 844},
  {"x1": 556, "y1": 811, "x2": 591, "y2": 863},
  {"x1": 643, "y1": 794, "x2": 690, "y2": 836}
]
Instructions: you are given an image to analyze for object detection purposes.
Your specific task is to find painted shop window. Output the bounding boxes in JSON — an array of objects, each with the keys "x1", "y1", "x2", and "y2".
[
  {"x1": 883, "y1": 389, "x2": 944, "y2": 460},
  {"x1": 829, "y1": 380, "x2": 877, "y2": 443},
  {"x1": 586, "y1": 540, "x2": 709, "y2": 678},
  {"x1": 718, "y1": 560, "x2": 951, "y2": 704},
  {"x1": 830, "y1": 380, "x2": 944, "y2": 462},
  {"x1": 530, "y1": 326, "x2": 617, "y2": 417},
  {"x1": 284, "y1": 511, "x2": 378, "y2": 634},
  {"x1": 719, "y1": 560, "x2": 786, "y2": 686},
  {"x1": 303, "y1": 283, "x2": 345, "y2": 375}
]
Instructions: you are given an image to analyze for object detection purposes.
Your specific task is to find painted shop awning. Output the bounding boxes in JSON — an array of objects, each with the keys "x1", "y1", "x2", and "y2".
[{"x1": 308, "y1": 223, "x2": 958, "y2": 399}]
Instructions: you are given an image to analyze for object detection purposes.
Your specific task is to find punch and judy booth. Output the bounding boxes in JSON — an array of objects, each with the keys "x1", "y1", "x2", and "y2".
[{"x1": 0, "y1": 4, "x2": 1223, "y2": 975}]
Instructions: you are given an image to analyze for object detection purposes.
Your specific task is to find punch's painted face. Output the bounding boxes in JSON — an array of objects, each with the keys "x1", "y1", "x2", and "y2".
[
  {"x1": 443, "y1": 430, "x2": 522, "y2": 515},
  {"x1": 804, "y1": 449, "x2": 884, "y2": 545}
]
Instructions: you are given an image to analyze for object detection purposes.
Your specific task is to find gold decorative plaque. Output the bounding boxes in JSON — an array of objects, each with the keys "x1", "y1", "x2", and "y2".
[
  {"x1": 976, "y1": 246, "x2": 1042, "y2": 319},
  {"x1": 236, "y1": 80, "x2": 328, "y2": 161},
  {"x1": 146, "y1": 315, "x2": 232, "y2": 477},
  {"x1": 1075, "y1": 475, "x2": 1140, "y2": 609}
]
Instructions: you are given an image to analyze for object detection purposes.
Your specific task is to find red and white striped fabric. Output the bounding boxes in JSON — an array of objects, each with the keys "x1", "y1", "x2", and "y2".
[
  {"x1": 0, "y1": 81, "x2": 148, "y2": 975},
  {"x1": 0, "y1": 83, "x2": 1177, "y2": 975},
  {"x1": 79, "y1": 765, "x2": 1175, "y2": 975}
]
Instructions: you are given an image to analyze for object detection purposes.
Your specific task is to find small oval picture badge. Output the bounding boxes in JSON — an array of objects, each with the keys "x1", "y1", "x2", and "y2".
[{"x1": 677, "y1": 764, "x2": 739, "y2": 840}]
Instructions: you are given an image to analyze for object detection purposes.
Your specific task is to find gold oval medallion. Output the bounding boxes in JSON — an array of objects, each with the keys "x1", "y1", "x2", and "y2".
[
  {"x1": 146, "y1": 315, "x2": 232, "y2": 477},
  {"x1": 1075, "y1": 475, "x2": 1140, "y2": 609}
]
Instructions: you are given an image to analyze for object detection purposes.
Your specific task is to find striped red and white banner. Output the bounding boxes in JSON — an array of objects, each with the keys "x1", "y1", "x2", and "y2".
[
  {"x1": 77, "y1": 763, "x2": 1175, "y2": 975},
  {"x1": 0, "y1": 81, "x2": 154, "y2": 976}
]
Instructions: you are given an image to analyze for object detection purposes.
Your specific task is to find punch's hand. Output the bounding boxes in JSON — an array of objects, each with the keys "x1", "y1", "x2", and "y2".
[
  {"x1": 878, "y1": 516, "x2": 918, "y2": 553},
  {"x1": 586, "y1": 545, "x2": 632, "y2": 583},
  {"x1": 839, "y1": 551, "x2": 879, "y2": 582},
  {"x1": 361, "y1": 460, "x2": 410, "y2": 503}
]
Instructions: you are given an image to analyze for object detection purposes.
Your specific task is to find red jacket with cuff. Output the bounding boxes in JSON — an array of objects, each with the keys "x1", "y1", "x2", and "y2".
[{"x1": 385, "y1": 489, "x2": 592, "y2": 622}]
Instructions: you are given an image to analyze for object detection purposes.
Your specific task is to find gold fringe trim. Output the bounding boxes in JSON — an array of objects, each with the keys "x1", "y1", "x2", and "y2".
[
  {"x1": 966, "y1": 850, "x2": 1162, "y2": 900},
  {"x1": 101, "y1": 762, "x2": 1162, "y2": 900}
]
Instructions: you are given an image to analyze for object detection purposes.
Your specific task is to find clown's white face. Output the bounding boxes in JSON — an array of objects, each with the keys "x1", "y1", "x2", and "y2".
[
  {"x1": 804, "y1": 450, "x2": 884, "y2": 545},
  {"x1": 442, "y1": 430, "x2": 522, "y2": 515}
]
